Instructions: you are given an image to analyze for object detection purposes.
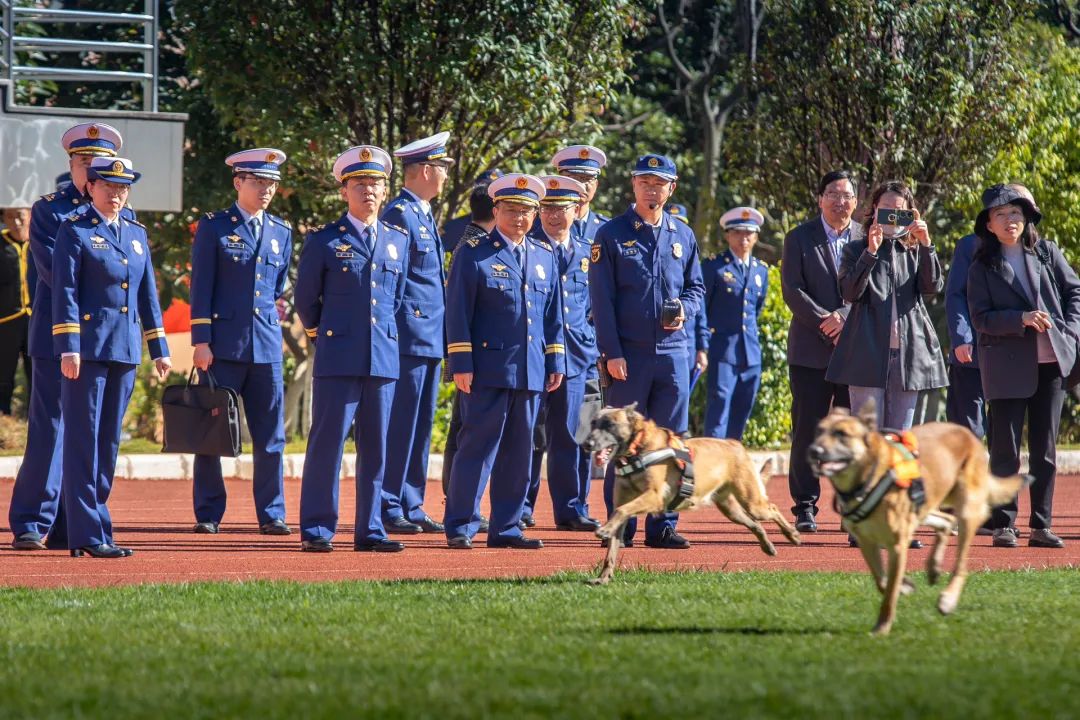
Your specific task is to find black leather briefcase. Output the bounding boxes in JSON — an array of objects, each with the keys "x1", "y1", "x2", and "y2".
[{"x1": 161, "y1": 369, "x2": 242, "y2": 457}]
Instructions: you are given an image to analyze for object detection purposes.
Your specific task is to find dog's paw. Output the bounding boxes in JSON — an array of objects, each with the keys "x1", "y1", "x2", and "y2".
[
  {"x1": 586, "y1": 577, "x2": 610, "y2": 587},
  {"x1": 595, "y1": 526, "x2": 613, "y2": 540},
  {"x1": 789, "y1": 530, "x2": 802, "y2": 546},
  {"x1": 871, "y1": 622, "x2": 893, "y2": 637},
  {"x1": 761, "y1": 541, "x2": 777, "y2": 557},
  {"x1": 900, "y1": 577, "x2": 917, "y2": 596},
  {"x1": 937, "y1": 592, "x2": 959, "y2": 616}
]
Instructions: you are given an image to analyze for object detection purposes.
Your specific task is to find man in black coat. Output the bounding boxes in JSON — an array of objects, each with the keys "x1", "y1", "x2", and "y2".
[{"x1": 780, "y1": 171, "x2": 860, "y2": 531}]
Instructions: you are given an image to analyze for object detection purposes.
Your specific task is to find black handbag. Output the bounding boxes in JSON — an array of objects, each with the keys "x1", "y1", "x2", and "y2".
[{"x1": 161, "y1": 369, "x2": 242, "y2": 456}]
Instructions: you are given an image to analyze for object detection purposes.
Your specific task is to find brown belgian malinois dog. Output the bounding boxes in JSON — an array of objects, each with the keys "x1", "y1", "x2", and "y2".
[
  {"x1": 809, "y1": 400, "x2": 1030, "y2": 635},
  {"x1": 582, "y1": 403, "x2": 800, "y2": 585}
]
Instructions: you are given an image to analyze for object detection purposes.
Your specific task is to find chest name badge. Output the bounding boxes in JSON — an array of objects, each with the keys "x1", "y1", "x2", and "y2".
[
  {"x1": 490, "y1": 263, "x2": 509, "y2": 279},
  {"x1": 92, "y1": 241, "x2": 109, "y2": 250},
  {"x1": 132, "y1": 240, "x2": 144, "y2": 256},
  {"x1": 226, "y1": 234, "x2": 244, "y2": 249},
  {"x1": 270, "y1": 238, "x2": 280, "y2": 254},
  {"x1": 535, "y1": 264, "x2": 546, "y2": 280},
  {"x1": 388, "y1": 244, "x2": 398, "y2": 260},
  {"x1": 672, "y1": 243, "x2": 683, "y2": 259},
  {"x1": 335, "y1": 242, "x2": 354, "y2": 258}
]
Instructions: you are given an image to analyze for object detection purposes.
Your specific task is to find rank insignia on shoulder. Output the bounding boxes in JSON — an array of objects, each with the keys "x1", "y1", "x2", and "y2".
[
  {"x1": 672, "y1": 242, "x2": 683, "y2": 258},
  {"x1": 538, "y1": 241, "x2": 552, "y2": 251},
  {"x1": 204, "y1": 211, "x2": 216, "y2": 219},
  {"x1": 43, "y1": 193, "x2": 56, "y2": 202},
  {"x1": 591, "y1": 244, "x2": 601, "y2": 263},
  {"x1": 466, "y1": 236, "x2": 480, "y2": 247},
  {"x1": 633, "y1": 221, "x2": 642, "y2": 230}
]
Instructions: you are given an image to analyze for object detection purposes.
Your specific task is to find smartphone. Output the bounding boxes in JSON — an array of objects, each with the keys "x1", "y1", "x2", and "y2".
[{"x1": 876, "y1": 208, "x2": 915, "y2": 227}]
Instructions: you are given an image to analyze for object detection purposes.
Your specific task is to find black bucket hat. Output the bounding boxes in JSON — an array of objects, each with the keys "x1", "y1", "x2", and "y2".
[{"x1": 975, "y1": 184, "x2": 1042, "y2": 236}]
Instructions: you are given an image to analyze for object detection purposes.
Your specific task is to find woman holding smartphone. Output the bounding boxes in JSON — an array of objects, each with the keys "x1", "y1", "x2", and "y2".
[
  {"x1": 827, "y1": 180, "x2": 947, "y2": 430},
  {"x1": 967, "y1": 185, "x2": 1080, "y2": 549}
]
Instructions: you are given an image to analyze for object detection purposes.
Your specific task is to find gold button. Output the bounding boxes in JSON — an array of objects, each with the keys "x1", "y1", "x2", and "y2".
[
  {"x1": 743, "y1": 312, "x2": 748, "y2": 318},
  {"x1": 371, "y1": 281, "x2": 377, "y2": 288},
  {"x1": 414, "y1": 309, "x2": 421, "y2": 317},
  {"x1": 257, "y1": 257, "x2": 262, "y2": 263},
  {"x1": 83, "y1": 313, "x2": 91, "y2": 321},
  {"x1": 710, "y1": 328, "x2": 715, "y2": 334},
  {"x1": 342, "y1": 266, "x2": 348, "y2": 272},
  {"x1": 326, "y1": 330, "x2": 333, "y2": 337},
  {"x1": 371, "y1": 299, "x2": 377, "y2": 305},
  {"x1": 255, "y1": 291, "x2": 261, "y2": 297},
  {"x1": 526, "y1": 301, "x2": 532, "y2": 308},
  {"x1": 256, "y1": 274, "x2": 262, "y2": 280},
  {"x1": 73, "y1": 199, "x2": 79, "y2": 205},
  {"x1": 234, "y1": 257, "x2": 240, "y2": 263},
  {"x1": 527, "y1": 318, "x2": 532, "y2": 325},
  {"x1": 371, "y1": 317, "x2": 376, "y2": 324},
  {"x1": 121, "y1": 282, "x2": 128, "y2": 289},
  {"x1": 120, "y1": 306, "x2": 128, "y2": 313},
  {"x1": 482, "y1": 341, "x2": 488, "y2": 348},
  {"x1": 562, "y1": 275, "x2": 567, "y2": 282},
  {"x1": 213, "y1": 313, "x2": 219, "y2": 319},
  {"x1": 121, "y1": 259, "x2": 128, "y2": 265},
  {"x1": 564, "y1": 306, "x2": 569, "y2": 313},
  {"x1": 742, "y1": 325, "x2": 747, "y2": 331},
  {"x1": 255, "y1": 308, "x2": 260, "y2": 315},
  {"x1": 528, "y1": 335, "x2": 533, "y2": 342},
  {"x1": 563, "y1": 291, "x2": 568, "y2": 297}
]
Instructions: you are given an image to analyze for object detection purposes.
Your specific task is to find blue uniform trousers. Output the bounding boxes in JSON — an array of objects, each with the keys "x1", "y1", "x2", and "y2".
[
  {"x1": 380, "y1": 355, "x2": 440, "y2": 523},
  {"x1": 60, "y1": 361, "x2": 135, "y2": 548},
  {"x1": 192, "y1": 359, "x2": 286, "y2": 525},
  {"x1": 603, "y1": 348, "x2": 689, "y2": 542},
  {"x1": 525, "y1": 370, "x2": 593, "y2": 524},
  {"x1": 7, "y1": 357, "x2": 67, "y2": 545},
  {"x1": 444, "y1": 386, "x2": 539, "y2": 541},
  {"x1": 300, "y1": 375, "x2": 395, "y2": 543},
  {"x1": 703, "y1": 361, "x2": 761, "y2": 440}
]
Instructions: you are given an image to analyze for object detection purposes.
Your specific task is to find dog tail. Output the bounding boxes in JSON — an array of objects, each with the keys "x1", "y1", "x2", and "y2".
[
  {"x1": 986, "y1": 473, "x2": 1034, "y2": 508},
  {"x1": 758, "y1": 457, "x2": 774, "y2": 478}
]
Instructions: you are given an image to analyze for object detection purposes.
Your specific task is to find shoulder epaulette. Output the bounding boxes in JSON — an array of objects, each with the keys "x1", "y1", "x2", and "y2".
[
  {"x1": 42, "y1": 192, "x2": 57, "y2": 202},
  {"x1": 466, "y1": 236, "x2": 481, "y2": 248},
  {"x1": 268, "y1": 214, "x2": 291, "y2": 228},
  {"x1": 533, "y1": 240, "x2": 553, "y2": 252},
  {"x1": 203, "y1": 211, "x2": 216, "y2": 220},
  {"x1": 128, "y1": 218, "x2": 147, "y2": 229},
  {"x1": 382, "y1": 221, "x2": 406, "y2": 235},
  {"x1": 310, "y1": 223, "x2": 328, "y2": 234}
]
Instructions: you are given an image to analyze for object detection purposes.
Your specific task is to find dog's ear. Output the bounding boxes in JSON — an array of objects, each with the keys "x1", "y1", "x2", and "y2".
[
  {"x1": 623, "y1": 401, "x2": 639, "y2": 416},
  {"x1": 857, "y1": 398, "x2": 878, "y2": 429},
  {"x1": 828, "y1": 406, "x2": 850, "y2": 418},
  {"x1": 623, "y1": 401, "x2": 642, "y2": 424}
]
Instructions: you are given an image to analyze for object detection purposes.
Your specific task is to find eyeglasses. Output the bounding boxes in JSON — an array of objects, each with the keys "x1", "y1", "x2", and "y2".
[
  {"x1": 539, "y1": 205, "x2": 577, "y2": 215},
  {"x1": 823, "y1": 192, "x2": 856, "y2": 202},
  {"x1": 499, "y1": 207, "x2": 536, "y2": 218},
  {"x1": 242, "y1": 177, "x2": 279, "y2": 189}
]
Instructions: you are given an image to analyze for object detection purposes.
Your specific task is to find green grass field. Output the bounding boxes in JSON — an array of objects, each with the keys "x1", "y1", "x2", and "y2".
[{"x1": 2, "y1": 570, "x2": 1077, "y2": 719}]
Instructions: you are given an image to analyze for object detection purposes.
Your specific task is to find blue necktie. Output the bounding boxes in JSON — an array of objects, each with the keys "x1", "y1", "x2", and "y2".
[
  {"x1": 514, "y1": 243, "x2": 525, "y2": 271},
  {"x1": 249, "y1": 217, "x2": 261, "y2": 244}
]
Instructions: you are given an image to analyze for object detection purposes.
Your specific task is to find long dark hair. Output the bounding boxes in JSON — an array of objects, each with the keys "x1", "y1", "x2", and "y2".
[
  {"x1": 974, "y1": 203, "x2": 1040, "y2": 267},
  {"x1": 862, "y1": 181, "x2": 917, "y2": 247}
]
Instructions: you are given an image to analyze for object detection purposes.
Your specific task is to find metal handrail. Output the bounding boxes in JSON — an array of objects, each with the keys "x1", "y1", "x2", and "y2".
[{"x1": 1, "y1": 2, "x2": 160, "y2": 112}]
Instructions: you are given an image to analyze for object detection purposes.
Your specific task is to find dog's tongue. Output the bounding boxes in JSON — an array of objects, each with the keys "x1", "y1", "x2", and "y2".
[{"x1": 594, "y1": 448, "x2": 611, "y2": 467}]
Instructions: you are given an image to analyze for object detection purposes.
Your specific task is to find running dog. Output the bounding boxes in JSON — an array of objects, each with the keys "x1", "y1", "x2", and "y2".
[
  {"x1": 582, "y1": 403, "x2": 800, "y2": 585},
  {"x1": 809, "y1": 400, "x2": 1029, "y2": 635}
]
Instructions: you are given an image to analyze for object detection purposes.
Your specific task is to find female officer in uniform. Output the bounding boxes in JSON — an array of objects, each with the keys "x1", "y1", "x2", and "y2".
[{"x1": 52, "y1": 157, "x2": 171, "y2": 558}]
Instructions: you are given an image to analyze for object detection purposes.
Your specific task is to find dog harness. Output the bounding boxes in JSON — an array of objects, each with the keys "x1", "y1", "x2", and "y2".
[
  {"x1": 835, "y1": 430, "x2": 926, "y2": 523},
  {"x1": 613, "y1": 431, "x2": 696, "y2": 512}
]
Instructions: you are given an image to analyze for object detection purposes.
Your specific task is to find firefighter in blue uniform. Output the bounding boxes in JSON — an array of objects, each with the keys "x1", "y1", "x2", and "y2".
[
  {"x1": 188, "y1": 149, "x2": 293, "y2": 535},
  {"x1": 701, "y1": 207, "x2": 768, "y2": 440},
  {"x1": 524, "y1": 175, "x2": 600, "y2": 530},
  {"x1": 444, "y1": 173, "x2": 565, "y2": 549},
  {"x1": 53, "y1": 157, "x2": 171, "y2": 558},
  {"x1": 380, "y1": 132, "x2": 454, "y2": 535},
  {"x1": 552, "y1": 145, "x2": 609, "y2": 241},
  {"x1": 295, "y1": 146, "x2": 408, "y2": 553},
  {"x1": 9, "y1": 122, "x2": 127, "y2": 551},
  {"x1": 589, "y1": 154, "x2": 705, "y2": 549}
]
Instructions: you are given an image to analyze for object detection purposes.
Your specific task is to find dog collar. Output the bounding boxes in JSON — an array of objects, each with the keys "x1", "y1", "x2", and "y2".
[
  {"x1": 614, "y1": 443, "x2": 696, "y2": 512},
  {"x1": 836, "y1": 431, "x2": 926, "y2": 523}
]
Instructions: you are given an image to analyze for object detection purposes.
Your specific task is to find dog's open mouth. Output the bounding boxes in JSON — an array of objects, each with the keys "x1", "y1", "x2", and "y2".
[
  {"x1": 593, "y1": 445, "x2": 615, "y2": 467},
  {"x1": 816, "y1": 459, "x2": 851, "y2": 477}
]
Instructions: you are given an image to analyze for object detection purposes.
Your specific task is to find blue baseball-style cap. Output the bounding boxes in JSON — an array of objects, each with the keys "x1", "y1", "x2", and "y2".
[
  {"x1": 225, "y1": 148, "x2": 288, "y2": 181},
  {"x1": 474, "y1": 169, "x2": 504, "y2": 187},
  {"x1": 333, "y1": 145, "x2": 393, "y2": 182},
  {"x1": 666, "y1": 204, "x2": 690, "y2": 224},
  {"x1": 61, "y1": 122, "x2": 122, "y2": 157},
  {"x1": 87, "y1": 157, "x2": 141, "y2": 185},
  {"x1": 631, "y1": 154, "x2": 678, "y2": 182},
  {"x1": 394, "y1": 131, "x2": 455, "y2": 166},
  {"x1": 488, "y1": 174, "x2": 546, "y2": 207},
  {"x1": 552, "y1": 145, "x2": 607, "y2": 176},
  {"x1": 539, "y1": 175, "x2": 586, "y2": 205},
  {"x1": 720, "y1": 206, "x2": 764, "y2": 232}
]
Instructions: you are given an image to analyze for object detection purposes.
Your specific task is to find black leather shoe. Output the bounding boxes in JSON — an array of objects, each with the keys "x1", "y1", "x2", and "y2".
[
  {"x1": 70, "y1": 544, "x2": 133, "y2": 558},
  {"x1": 301, "y1": 538, "x2": 334, "y2": 552},
  {"x1": 447, "y1": 535, "x2": 473, "y2": 549},
  {"x1": 44, "y1": 534, "x2": 68, "y2": 550},
  {"x1": 521, "y1": 514, "x2": 536, "y2": 528},
  {"x1": 259, "y1": 519, "x2": 292, "y2": 536},
  {"x1": 354, "y1": 539, "x2": 405, "y2": 552},
  {"x1": 385, "y1": 517, "x2": 423, "y2": 535},
  {"x1": 644, "y1": 528, "x2": 690, "y2": 549},
  {"x1": 477, "y1": 515, "x2": 490, "y2": 533},
  {"x1": 488, "y1": 535, "x2": 543, "y2": 549},
  {"x1": 992, "y1": 527, "x2": 1019, "y2": 548},
  {"x1": 193, "y1": 521, "x2": 219, "y2": 534},
  {"x1": 1029, "y1": 528, "x2": 1065, "y2": 548},
  {"x1": 414, "y1": 516, "x2": 445, "y2": 533},
  {"x1": 12, "y1": 532, "x2": 46, "y2": 550},
  {"x1": 557, "y1": 516, "x2": 602, "y2": 532},
  {"x1": 794, "y1": 511, "x2": 818, "y2": 533}
]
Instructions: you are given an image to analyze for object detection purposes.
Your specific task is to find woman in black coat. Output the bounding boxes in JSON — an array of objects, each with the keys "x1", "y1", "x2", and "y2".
[
  {"x1": 967, "y1": 184, "x2": 1080, "y2": 549},
  {"x1": 827, "y1": 181, "x2": 947, "y2": 429}
]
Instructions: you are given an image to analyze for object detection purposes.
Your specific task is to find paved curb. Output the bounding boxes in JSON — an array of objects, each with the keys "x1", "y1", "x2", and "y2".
[{"x1": 2, "y1": 449, "x2": 1075, "y2": 481}]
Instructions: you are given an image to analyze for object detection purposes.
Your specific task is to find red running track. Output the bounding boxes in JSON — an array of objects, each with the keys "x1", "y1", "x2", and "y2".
[{"x1": 2, "y1": 474, "x2": 1078, "y2": 588}]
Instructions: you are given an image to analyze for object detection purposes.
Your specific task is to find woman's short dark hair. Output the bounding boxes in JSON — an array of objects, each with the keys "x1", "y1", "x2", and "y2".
[
  {"x1": 862, "y1": 180, "x2": 917, "y2": 227},
  {"x1": 817, "y1": 170, "x2": 857, "y2": 197},
  {"x1": 974, "y1": 202, "x2": 1041, "y2": 266}
]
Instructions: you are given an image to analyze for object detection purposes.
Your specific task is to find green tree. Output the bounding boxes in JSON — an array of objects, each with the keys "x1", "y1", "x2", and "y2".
[{"x1": 726, "y1": 0, "x2": 1041, "y2": 215}]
